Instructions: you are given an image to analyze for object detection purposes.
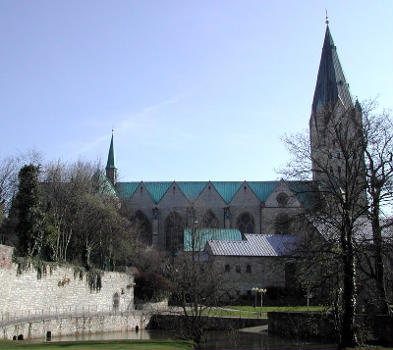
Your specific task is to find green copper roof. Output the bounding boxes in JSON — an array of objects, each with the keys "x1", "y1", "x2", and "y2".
[
  {"x1": 116, "y1": 182, "x2": 139, "y2": 198},
  {"x1": 106, "y1": 134, "x2": 116, "y2": 169},
  {"x1": 115, "y1": 180, "x2": 314, "y2": 206},
  {"x1": 93, "y1": 170, "x2": 118, "y2": 197},
  {"x1": 248, "y1": 181, "x2": 279, "y2": 201},
  {"x1": 287, "y1": 181, "x2": 314, "y2": 207},
  {"x1": 212, "y1": 182, "x2": 243, "y2": 203},
  {"x1": 184, "y1": 228, "x2": 242, "y2": 251},
  {"x1": 144, "y1": 182, "x2": 172, "y2": 204},
  {"x1": 312, "y1": 26, "x2": 353, "y2": 113},
  {"x1": 177, "y1": 182, "x2": 208, "y2": 202}
]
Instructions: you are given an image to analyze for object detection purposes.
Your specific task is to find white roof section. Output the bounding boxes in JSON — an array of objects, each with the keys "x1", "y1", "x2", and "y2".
[{"x1": 206, "y1": 234, "x2": 297, "y2": 257}]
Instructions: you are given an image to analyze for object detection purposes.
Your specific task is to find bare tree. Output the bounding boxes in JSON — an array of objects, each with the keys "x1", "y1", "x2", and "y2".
[
  {"x1": 41, "y1": 160, "x2": 101, "y2": 262},
  {"x1": 0, "y1": 156, "x2": 19, "y2": 220},
  {"x1": 165, "y1": 208, "x2": 229, "y2": 346},
  {"x1": 357, "y1": 103, "x2": 393, "y2": 315},
  {"x1": 283, "y1": 103, "x2": 367, "y2": 347},
  {"x1": 41, "y1": 159, "x2": 134, "y2": 269},
  {"x1": 284, "y1": 102, "x2": 393, "y2": 346}
]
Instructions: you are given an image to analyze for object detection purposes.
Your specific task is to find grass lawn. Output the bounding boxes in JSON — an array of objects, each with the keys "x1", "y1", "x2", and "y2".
[
  {"x1": 202, "y1": 305, "x2": 328, "y2": 318},
  {"x1": 0, "y1": 339, "x2": 194, "y2": 350},
  {"x1": 227, "y1": 305, "x2": 328, "y2": 312},
  {"x1": 201, "y1": 308, "x2": 260, "y2": 318}
]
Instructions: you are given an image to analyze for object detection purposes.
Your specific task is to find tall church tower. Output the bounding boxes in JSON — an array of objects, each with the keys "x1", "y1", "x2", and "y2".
[
  {"x1": 106, "y1": 131, "x2": 117, "y2": 185},
  {"x1": 309, "y1": 24, "x2": 363, "y2": 184}
]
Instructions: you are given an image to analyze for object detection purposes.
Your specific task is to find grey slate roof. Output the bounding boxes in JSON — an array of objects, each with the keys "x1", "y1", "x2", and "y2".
[{"x1": 206, "y1": 234, "x2": 297, "y2": 257}]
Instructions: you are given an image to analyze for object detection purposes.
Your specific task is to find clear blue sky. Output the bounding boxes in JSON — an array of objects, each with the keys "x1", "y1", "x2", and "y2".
[{"x1": 1, "y1": 1, "x2": 392, "y2": 181}]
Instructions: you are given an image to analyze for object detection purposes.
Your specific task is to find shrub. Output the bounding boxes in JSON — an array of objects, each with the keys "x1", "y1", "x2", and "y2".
[{"x1": 134, "y1": 272, "x2": 171, "y2": 302}]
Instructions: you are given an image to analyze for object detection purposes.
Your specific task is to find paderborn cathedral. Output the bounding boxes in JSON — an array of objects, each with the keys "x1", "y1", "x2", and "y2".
[{"x1": 103, "y1": 24, "x2": 364, "y2": 293}]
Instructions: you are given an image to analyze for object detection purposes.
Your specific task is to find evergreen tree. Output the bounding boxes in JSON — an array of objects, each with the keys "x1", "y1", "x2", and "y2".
[{"x1": 15, "y1": 164, "x2": 46, "y2": 257}]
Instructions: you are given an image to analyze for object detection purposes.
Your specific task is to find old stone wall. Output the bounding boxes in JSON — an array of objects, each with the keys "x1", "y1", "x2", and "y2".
[
  {"x1": 268, "y1": 312, "x2": 393, "y2": 345},
  {"x1": 268, "y1": 311, "x2": 338, "y2": 342},
  {"x1": 0, "y1": 245, "x2": 134, "y2": 318},
  {"x1": 135, "y1": 300, "x2": 168, "y2": 312},
  {"x1": 1, "y1": 312, "x2": 150, "y2": 340},
  {"x1": 148, "y1": 314, "x2": 267, "y2": 331},
  {"x1": 0, "y1": 244, "x2": 13, "y2": 269}
]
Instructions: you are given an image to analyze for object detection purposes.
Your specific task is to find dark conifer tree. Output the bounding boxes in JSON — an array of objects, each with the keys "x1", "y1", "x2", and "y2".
[{"x1": 14, "y1": 164, "x2": 45, "y2": 256}]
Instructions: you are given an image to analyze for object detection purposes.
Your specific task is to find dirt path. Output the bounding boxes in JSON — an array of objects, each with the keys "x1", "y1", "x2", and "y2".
[{"x1": 239, "y1": 324, "x2": 268, "y2": 333}]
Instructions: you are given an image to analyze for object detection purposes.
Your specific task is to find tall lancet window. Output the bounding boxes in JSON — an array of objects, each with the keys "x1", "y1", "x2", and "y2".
[
  {"x1": 165, "y1": 211, "x2": 184, "y2": 253},
  {"x1": 236, "y1": 212, "x2": 255, "y2": 234}
]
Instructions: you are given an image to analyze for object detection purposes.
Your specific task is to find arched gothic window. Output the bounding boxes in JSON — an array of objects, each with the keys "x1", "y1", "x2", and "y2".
[
  {"x1": 236, "y1": 212, "x2": 255, "y2": 234},
  {"x1": 275, "y1": 213, "x2": 290, "y2": 235},
  {"x1": 202, "y1": 210, "x2": 219, "y2": 228},
  {"x1": 134, "y1": 210, "x2": 152, "y2": 245},
  {"x1": 165, "y1": 211, "x2": 185, "y2": 253}
]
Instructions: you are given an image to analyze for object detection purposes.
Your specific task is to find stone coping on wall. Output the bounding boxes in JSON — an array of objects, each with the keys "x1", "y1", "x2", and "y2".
[{"x1": 135, "y1": 300, "x2": 168, "y2": 312}]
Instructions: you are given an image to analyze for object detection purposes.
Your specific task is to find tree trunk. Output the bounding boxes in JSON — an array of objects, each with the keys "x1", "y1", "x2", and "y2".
[
  {"x1": 340, "y1": 224, "x2": 358, "y2": 348},
  {"x1": 371, "y1": 201, "x2": 389, "y2": 315},
  {"x1": 85, "y1": 244, "x2": 92, "y2": 269}
]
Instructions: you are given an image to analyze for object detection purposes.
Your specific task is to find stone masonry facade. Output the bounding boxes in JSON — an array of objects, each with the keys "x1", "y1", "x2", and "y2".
[
  {"x1": 211, "y1": 255, "x2": 289, "y2": 295},
  {"x1": 0, "y1": 244, "x2": 13, "y2": 269},
  {"x1": 1, "y1": 313, "x2": 149, "y2": 340},
  {"x1": 0, "y1": 245, "x2": 134, "y2": 318},
  {"x1": 122, "y1": 179, "x2": 304, "y2": 250}
]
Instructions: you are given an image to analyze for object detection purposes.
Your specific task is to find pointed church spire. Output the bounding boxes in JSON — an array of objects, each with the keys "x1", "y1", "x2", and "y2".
[
  {"x1": 312, "y1": 25, "x2": 353, "y2": 112},
  {"x1": 106, "y1": 131, "x2": 117, "y2": 185},
  {"x1": 106, "y1": 130, "x2": 116, "y2": 169}
]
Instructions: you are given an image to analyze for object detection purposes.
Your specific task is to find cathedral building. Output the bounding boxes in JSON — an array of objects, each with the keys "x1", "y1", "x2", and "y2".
[{"x1": 105, "y1": 24, "x2": 362, "y2": 265}]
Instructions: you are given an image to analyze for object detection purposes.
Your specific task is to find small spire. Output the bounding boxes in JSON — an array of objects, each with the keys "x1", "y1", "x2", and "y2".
[
  {"x1": 355, "y1": 98, "x2": 362, "y2": 112},
  {"x1": 106, "y1": 132, "x2": 116, "y2": 169},
  {"x1": 325, "y1": 9, "x2": 329, "y2": 25}
]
